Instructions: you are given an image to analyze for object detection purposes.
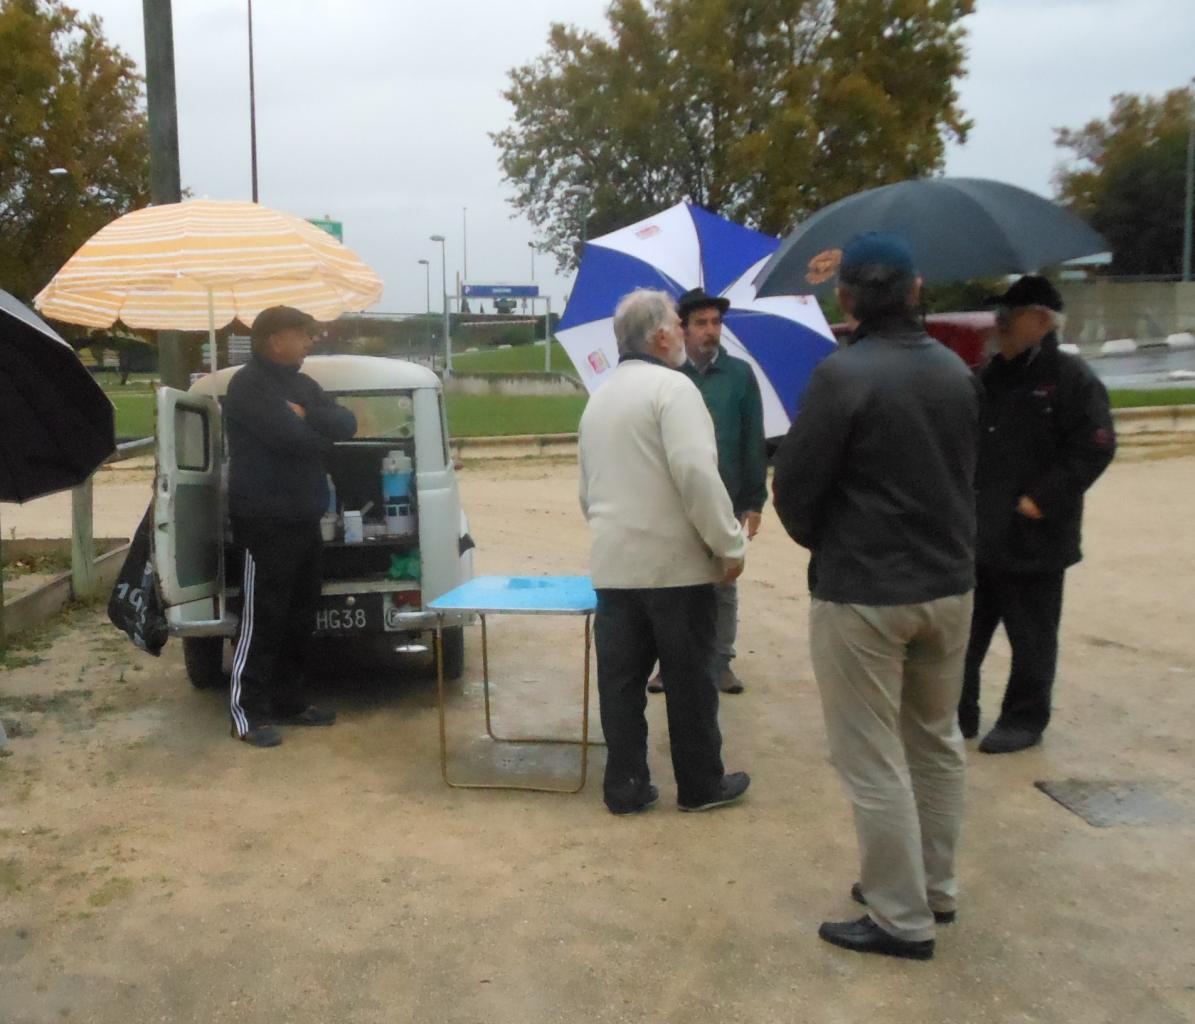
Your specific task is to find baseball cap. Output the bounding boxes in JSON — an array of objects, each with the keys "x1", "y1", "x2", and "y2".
[
  {"x1": 985, "y1": 275, "x2": 1063, "y2": 312},
  {"x1": 839, "y1": 231, "x2": 917, "y2": 283}
]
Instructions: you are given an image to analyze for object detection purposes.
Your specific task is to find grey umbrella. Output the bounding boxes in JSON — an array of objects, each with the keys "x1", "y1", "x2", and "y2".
[{"x1": 753, "y1": 177, "x2": 1107, "y2": 297}]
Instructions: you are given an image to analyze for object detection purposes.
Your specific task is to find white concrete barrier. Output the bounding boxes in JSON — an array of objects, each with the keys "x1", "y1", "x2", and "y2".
[
  {"x1": 1059, "y1": 343, "x2": 1081, "y2": 355},
  {"x1": 1100, "y1": 338, "x2": 1138, "y2": 356},
  {"x1": 1166, "y1": 332, "x2": 1195, "y2": 349}
]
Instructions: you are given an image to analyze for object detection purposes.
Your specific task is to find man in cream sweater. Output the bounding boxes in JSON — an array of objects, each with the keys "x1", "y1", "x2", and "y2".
[{"x1": 579, "y1": 289, "x2": 751, "y2": 815}]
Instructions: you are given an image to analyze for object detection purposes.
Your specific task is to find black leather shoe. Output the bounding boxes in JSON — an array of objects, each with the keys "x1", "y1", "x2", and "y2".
[
  {"x1": 818, "y1": 916, "x2": 934, "y2": 960},
  {"x1": 275, "y1": 705, "x2": 336, "y2": 727},
  {"x1": 607, "y1": 784, "x2": 659, "y2": 816},
  {"x1": 958, "y1": 706, "x2": 979, "y2": 739},
  {"x1": 678, "y1": 771, "x2": 750, "y2": 812},
  {"x1": 851, "y1": 882, "x2": 955, "y2": 924},
  {"x1": 978, "y1": 725, "x2": 1041, "y2": 754}
]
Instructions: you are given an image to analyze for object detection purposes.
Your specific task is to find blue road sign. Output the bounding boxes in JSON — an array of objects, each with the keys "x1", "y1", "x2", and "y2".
[{"x1": 462, "y1": 284, "x2": 539, "y2": 298}]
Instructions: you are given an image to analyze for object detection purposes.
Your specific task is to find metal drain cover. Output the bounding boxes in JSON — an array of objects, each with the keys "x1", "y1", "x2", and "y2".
[{"x1": 1035, "y1": 779, "x2": 1193, "y2": 827}]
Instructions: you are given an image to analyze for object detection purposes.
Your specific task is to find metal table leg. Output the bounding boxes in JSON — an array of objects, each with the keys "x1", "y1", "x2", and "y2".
[{"x1": 436, "y1": 612, "x2": 598, "y2": 793}]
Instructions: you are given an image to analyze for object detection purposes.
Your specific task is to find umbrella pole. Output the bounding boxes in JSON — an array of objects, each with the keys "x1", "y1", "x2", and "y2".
[{"x1": 207, "y1": 289, "x2": 217, "y2": 374}]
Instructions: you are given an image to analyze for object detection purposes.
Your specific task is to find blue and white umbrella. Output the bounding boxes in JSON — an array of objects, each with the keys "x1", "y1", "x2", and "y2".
[{"x1": 557, "y1": 202, "x2": 836, "y2": 437}]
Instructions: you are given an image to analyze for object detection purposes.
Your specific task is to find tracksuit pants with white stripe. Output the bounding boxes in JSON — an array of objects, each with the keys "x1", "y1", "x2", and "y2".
[{"x1": 229, "y1": 517, "x2": 323, "y2": 735}]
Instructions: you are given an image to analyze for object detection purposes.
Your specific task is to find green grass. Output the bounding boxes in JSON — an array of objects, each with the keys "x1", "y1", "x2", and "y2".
[
  {"x1": 444, "y1": 393, "x2": 588, "y2": 437},
  {"x1": 1108, "y1": 388, "x2": 1195, "y2": 409},
  {"x1": 99, "y1": 376, "x2": 156, "y2": 441},
  {"x1": 451, "y1": 341, "x2": 576, "y2": 379}
]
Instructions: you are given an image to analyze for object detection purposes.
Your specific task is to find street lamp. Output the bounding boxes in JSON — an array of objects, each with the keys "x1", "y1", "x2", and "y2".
[
  {"x1": 565, "y1": 184, "x2": 594, "y2": 248},
  {"x1": 528, "y1": 241, "x2": 536, "y2": 283},
  {"x1": 417, "y1": 259, "x2": 431, "y2": 359},
  {"x1": 430, "y1": 234, "x2": 451, "y2": 374},
  {"x1": 248, "y1": 0, "x2": 258, "y2": 201},
  {"x1": 417, "y1": 259, "x2": 431, "y2": 313},
  {"x1": 1183, "y1": 78, "x2": 1194, "y2": 282},
  {"x1": 462, "y1": 206, "x2": 468, "y2": 284}
]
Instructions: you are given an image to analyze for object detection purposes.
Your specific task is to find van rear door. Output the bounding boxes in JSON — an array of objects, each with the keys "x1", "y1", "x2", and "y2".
[{"x1": 154, "y1": 387, "x2": 224, "y2": 606}]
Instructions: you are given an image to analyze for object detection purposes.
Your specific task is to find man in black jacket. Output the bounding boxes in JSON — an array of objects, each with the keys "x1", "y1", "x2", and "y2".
[
  {"x1": 960, "y1": 276, "x2": 1116, "y2": 755},
  {"x1": 773, "y1": 233, "x2": 978, "y2": 961},
  {"x1": 224, "y1": 306, "x2": 357, "y2": 748}
]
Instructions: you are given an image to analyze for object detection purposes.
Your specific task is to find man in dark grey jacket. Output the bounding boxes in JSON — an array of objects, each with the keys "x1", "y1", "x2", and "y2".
[
  {"x1": 224, "y1": 306, "x2": 356, "y2": 748},
  {"x1": 773, "y1": 233, "x2": 978, "y2": 961}
]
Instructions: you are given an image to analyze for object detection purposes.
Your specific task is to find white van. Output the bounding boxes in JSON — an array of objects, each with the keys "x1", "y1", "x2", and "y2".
[{"x1": 153, "y1": 355, "x2": 475, "y2": 688}]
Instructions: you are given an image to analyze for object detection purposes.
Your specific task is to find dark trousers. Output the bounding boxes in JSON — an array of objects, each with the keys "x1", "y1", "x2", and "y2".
[
  {"x1": 229, "y1": 517, "x2": 323, "y2": 734},
  {"x1": 960, "y1": 565, "x2": 1065, "y2": 734},
  {"x1": 594, "y1": 585, "x2": 724, "y2": 808}
]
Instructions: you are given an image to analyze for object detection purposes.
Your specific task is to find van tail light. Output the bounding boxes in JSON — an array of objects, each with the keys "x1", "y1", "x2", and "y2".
[{"x1": 390, "y1": 590, "x2": 422, "y2": 610}]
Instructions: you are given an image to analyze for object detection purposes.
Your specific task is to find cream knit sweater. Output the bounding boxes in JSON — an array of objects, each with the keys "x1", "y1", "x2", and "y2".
[{"x1": 578, "y1": 359, "x2": 746, "y2": 589}]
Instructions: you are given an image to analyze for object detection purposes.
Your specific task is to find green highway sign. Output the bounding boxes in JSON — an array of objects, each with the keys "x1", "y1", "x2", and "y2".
[{"x1": 308, "y1": 217, "x2": 343, "y2": 243}]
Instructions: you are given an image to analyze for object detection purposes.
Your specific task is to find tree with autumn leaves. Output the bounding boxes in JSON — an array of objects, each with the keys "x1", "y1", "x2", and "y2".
[
  {"x1": 0, "y1": 0, "x2": 149, "y2": 301},
  {"x1": 1055, "y1": 87, "x2": 1195, "y2": 278},
  {"x1": 493, "y1": 0, "x2": 974, "y2": 269}
]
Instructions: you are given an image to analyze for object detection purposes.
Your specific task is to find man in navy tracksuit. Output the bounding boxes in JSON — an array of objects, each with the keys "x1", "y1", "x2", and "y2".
[{"x1": 224, "y1": 306, "x2": 356, "y2": 748}]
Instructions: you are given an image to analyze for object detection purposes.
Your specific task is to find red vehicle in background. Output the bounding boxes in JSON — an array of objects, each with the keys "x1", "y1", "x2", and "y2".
[{"x1": 831, "y1": 311, "x2": 994, "y2": 370}]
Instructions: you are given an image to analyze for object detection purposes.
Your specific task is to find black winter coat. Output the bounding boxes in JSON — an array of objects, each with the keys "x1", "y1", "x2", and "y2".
[
  {"x1": 772, "y1": 318, "x2": 979, "y2": 606},
  {"x1": 225, "y1": 355, "x2": 357, "y2": 522},
  {"x1": 975, "y1": 333, "x2": 1115, "y2": 574}
]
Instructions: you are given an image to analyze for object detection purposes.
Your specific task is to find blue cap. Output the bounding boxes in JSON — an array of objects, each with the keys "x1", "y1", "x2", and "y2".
[{"x1": 839, "y1": 231, "x2": 916, "y2": 281}]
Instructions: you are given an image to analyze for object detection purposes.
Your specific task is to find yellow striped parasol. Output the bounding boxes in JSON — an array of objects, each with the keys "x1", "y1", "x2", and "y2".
[{"x1": 35, "y1": 199, "x2": 383, "y2": 369}]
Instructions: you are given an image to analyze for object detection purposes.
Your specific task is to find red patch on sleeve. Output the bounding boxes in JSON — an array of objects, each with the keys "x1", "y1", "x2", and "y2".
[{"x1": 1093, "y1": 427, "x2": 1114, "y2": 447}]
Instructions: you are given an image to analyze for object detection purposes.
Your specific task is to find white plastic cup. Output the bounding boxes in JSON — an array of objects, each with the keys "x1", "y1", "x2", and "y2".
[
  {"x1": 342, "y1": 510, "x2": 363, "y2": 544},
  {"x1": 320, "y1": 513, "x2": 337, "y2": 543}
]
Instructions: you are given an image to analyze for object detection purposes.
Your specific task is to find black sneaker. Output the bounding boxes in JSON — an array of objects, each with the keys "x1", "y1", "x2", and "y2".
[
  {"x1": 851, "y1": 882, "x2": 956, "y2": 924},
  {"x1": 606, "y1": 784, "x2": 659, "y2": 816},
  {"x1": 678, "y1": 771, "x2": 750, "y2": 812},
  {"x1": 646, "y1": 673, "x2": 664, "y2": 694},
  {"x1": 238, "y1": 724, "x2": 282, "y2": 748},
  {"x1": 275, "y1": 705, "x2": 336, "y2": 727}
]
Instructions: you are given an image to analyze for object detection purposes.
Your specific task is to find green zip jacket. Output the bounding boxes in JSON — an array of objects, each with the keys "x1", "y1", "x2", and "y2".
[{"x1": 680, "y1": 346, "x2": 768, "y2": 515}]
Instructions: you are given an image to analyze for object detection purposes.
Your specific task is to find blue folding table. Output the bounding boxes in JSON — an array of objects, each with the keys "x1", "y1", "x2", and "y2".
[{"x1": 428, "y1": 575, "x2": 600, "y2": 793}]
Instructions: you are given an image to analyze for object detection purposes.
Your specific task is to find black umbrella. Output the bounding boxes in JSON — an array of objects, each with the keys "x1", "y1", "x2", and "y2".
[
  {"x1": 753, "y1": 177, "x2": 1107, "y2": 297},
  {"x1": 0, "y1": 289, "x2": 116, "y2": 503}
]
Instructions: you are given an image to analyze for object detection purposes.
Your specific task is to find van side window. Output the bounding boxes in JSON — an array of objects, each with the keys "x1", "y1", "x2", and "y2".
[{"x1": 175, "y1": 407, "x2": 210, "y2": 471}]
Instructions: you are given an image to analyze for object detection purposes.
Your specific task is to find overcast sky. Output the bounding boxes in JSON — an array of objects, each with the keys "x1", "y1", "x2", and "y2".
[{"x1": 75, "y1": 0, "x2": 1195, "y2": 315}]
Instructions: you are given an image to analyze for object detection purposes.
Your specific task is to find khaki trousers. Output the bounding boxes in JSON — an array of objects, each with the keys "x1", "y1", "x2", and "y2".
[{"x1": 810, "y1": 592, "x2": 973, "y2": 941}]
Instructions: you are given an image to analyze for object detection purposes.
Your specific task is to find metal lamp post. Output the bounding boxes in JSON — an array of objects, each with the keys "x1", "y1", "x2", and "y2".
[
  {"x1": 1183, "y1": 79, "x2": 1194, "y2": 282},
  {"x1": 417, "y1": 258, "x2": 430, "y2": 312},
  {"x1": 565, "y1": 184, "x2": 594, "y2": 251},
  {"x1": 417, "y1": 258, "x2": 431, "y2": 359},
  {"x1": 248, "y1": 0, "x2": 258, "y2": 201},
  {"x1": 528, "y1": 241, "x2": 536, "y2": 283},
  {"x1": 430, "y1": 235, "x2": 450, "y2": 374}
]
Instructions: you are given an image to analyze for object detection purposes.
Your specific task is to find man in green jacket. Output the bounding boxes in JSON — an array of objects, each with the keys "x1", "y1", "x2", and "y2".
[{"x1": 648, "y1": 287, "x2": 767, "y2": 695}]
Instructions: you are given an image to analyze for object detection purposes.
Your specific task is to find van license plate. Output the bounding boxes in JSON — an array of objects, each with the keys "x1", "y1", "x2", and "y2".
[{"x1": 314, "y1": 598, "x2": 373, "y2": 635}]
